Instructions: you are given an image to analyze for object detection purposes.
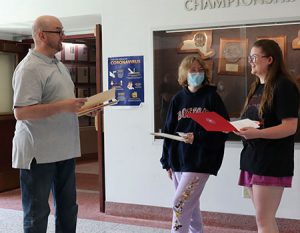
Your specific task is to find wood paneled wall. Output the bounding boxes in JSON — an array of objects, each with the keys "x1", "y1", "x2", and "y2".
[{"x1": 0, "y1": 115, "x2": 19, "y2": 192}]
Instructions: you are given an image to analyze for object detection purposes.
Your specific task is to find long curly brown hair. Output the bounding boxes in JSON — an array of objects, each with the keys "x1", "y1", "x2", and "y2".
[{"x1": 241, "y1": 39, "x2": 298, "y2": 117}]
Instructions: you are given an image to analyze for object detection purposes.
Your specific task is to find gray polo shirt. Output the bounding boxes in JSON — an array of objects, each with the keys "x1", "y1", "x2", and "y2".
[{"x1": 12, "y1": 49, "x2": 81, "y2": 169}]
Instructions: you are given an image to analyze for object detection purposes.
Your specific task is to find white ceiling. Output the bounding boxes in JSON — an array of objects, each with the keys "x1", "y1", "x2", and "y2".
[{"x1": 0, "y1": 14, "x2": 101, "y2": 40}]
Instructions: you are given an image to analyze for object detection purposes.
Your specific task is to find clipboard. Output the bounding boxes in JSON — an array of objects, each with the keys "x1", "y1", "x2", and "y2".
[{"x1": 187, "y1": 112, "x2": 259, "y2": 132}]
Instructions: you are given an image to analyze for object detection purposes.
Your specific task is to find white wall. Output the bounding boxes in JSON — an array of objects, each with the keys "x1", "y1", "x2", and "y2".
[
  {"x1": 2, "y1": 0, "x2": 300, "y2": 220},
  {"x1": 0, "y1": 0, "x2": 102, "y2": 25},
  {"x1": 101, "y1": 0, "x2": 300, "y2": 220}
]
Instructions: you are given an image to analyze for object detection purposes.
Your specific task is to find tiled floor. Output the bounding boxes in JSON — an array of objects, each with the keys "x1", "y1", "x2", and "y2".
[
  {"x1": 0, "y1": 208, "x2": 169, "y2": 233},
  {"x1": 0, "y1": 160, "x2": 257, "y2": 232},
  {"x1": 0, "y1": 208, "x2": 256, "y2": 233}
]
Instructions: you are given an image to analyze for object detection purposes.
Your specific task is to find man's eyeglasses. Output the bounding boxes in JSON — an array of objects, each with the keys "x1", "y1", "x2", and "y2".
[
  {"x1": 248, "y1": 54, "x2": 268, "y2": 63},
  {"x1": 42, "y1": 30, "x2": 65, "y2": 37}
]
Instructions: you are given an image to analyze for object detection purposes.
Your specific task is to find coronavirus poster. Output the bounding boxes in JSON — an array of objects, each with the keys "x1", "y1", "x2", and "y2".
[{"x1": 108, "y1": 56, "x2": 144, "y2": 107}]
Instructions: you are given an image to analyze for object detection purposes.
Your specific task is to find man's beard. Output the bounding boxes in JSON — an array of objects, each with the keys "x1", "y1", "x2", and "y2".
[{"x1": 47, "y1": 40, "x2": 62, "y2": 52}]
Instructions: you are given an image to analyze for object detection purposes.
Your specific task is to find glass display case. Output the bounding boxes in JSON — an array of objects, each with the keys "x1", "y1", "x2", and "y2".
[{"x1": 153, "y1": 22, "x2": 300, "y2": 141}]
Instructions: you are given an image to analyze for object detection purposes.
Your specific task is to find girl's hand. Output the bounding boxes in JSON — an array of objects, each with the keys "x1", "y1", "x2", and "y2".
[
  {"x1": 183, "y1": 132, "x2": 194, "y2": 144},
  {"x1": 235, "y1": 127, "x2": 260, "y2": 140}
]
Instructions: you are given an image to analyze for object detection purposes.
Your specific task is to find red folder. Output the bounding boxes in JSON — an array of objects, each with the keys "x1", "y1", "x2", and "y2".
[{"x1": 187, "y1": 112, "x2": 237, "y2": 132}]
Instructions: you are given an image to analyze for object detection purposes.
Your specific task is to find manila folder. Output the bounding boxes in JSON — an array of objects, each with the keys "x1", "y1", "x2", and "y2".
[{"x1": 77, "y1": 87, "x2": 116, "y2": 116}]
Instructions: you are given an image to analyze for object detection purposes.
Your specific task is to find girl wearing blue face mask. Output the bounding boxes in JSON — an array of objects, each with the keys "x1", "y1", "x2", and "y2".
[{"x1": 160, "y1": 55, "x2": 229, "y2": 233}]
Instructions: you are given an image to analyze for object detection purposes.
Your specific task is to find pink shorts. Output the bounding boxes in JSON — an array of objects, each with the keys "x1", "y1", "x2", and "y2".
[{"x1": 238, "y1": 170, "x2": 292, "y2": 188}]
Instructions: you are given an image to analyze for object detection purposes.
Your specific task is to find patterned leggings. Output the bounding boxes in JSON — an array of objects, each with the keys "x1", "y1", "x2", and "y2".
[{"x1": 171, "y1": 172, "x2": 209, "y2": 233}]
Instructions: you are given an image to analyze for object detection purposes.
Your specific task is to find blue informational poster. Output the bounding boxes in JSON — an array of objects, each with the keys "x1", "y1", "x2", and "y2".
[{"x1": 108, "y1": 56, "x2": 144, "y2": 106}]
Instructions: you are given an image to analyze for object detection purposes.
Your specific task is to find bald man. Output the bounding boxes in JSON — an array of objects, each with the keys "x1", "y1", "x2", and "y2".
[{"x1": 12, "y1": 15, "x2": 86, "y2": 233}]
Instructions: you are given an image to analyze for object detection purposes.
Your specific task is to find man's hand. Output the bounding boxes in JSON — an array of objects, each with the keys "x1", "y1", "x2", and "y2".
[{"x1": 58, "y1": 98, "x2": 87, "y2": 113}]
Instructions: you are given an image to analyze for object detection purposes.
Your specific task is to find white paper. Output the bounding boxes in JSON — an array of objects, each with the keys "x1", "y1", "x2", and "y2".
[
  {"x1": 176, "y1": 132, "x2": 188, "y2": 137},
  {"x1": 230, "y1": 119, "x2": 260, "y2": 131},
  {"x1": 151, "y1": 132, "x2": 185, "y2": 142}
]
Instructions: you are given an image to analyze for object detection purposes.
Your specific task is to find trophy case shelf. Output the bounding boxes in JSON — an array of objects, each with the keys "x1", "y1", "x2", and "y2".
[{"x1": 57, "y1": 36, "x2": 97, "y2": 127}]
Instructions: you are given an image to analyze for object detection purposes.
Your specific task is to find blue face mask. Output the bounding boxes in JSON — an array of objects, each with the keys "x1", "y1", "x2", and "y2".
[{"x1": 187, "y1": 72, "x2": 205, "y2": 87}]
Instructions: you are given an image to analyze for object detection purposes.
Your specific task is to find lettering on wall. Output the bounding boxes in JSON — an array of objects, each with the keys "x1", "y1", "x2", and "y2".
[{"x1": 184, "y1": 0, "x2": 296, "y2": 11}]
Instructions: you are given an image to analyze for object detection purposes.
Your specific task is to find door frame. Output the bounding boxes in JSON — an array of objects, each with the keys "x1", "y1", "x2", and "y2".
[
  {"x1": 62, "y1": 27, "x2": 105, "y2": 212},
  {"x1": 95, "y1": 24, "x2": 105, "y2": 213}
]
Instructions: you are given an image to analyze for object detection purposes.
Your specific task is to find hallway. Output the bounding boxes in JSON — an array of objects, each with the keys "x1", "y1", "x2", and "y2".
[
  {"x1": 0, "y1": 160, "x2": 257, "y2": 232},
  {"x1": 1, "y1": 160, "x2": 299, "y2": 232}
]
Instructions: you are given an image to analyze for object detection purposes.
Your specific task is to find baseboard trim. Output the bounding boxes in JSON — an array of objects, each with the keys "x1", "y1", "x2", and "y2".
[
  {"x1": 105, "y1": 201, "x2": 300, "y2": 232},
  {"x1": 76, "y1": 153, "x2": 98, "y2": 162},
  {"x1": 106, "y1": 202, "x2": 171, "y2": 222}
]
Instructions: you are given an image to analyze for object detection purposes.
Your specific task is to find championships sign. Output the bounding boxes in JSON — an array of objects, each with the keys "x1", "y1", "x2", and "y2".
[{"x1": 184, "y1": 0, "x2": 295, "y2": 11}]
